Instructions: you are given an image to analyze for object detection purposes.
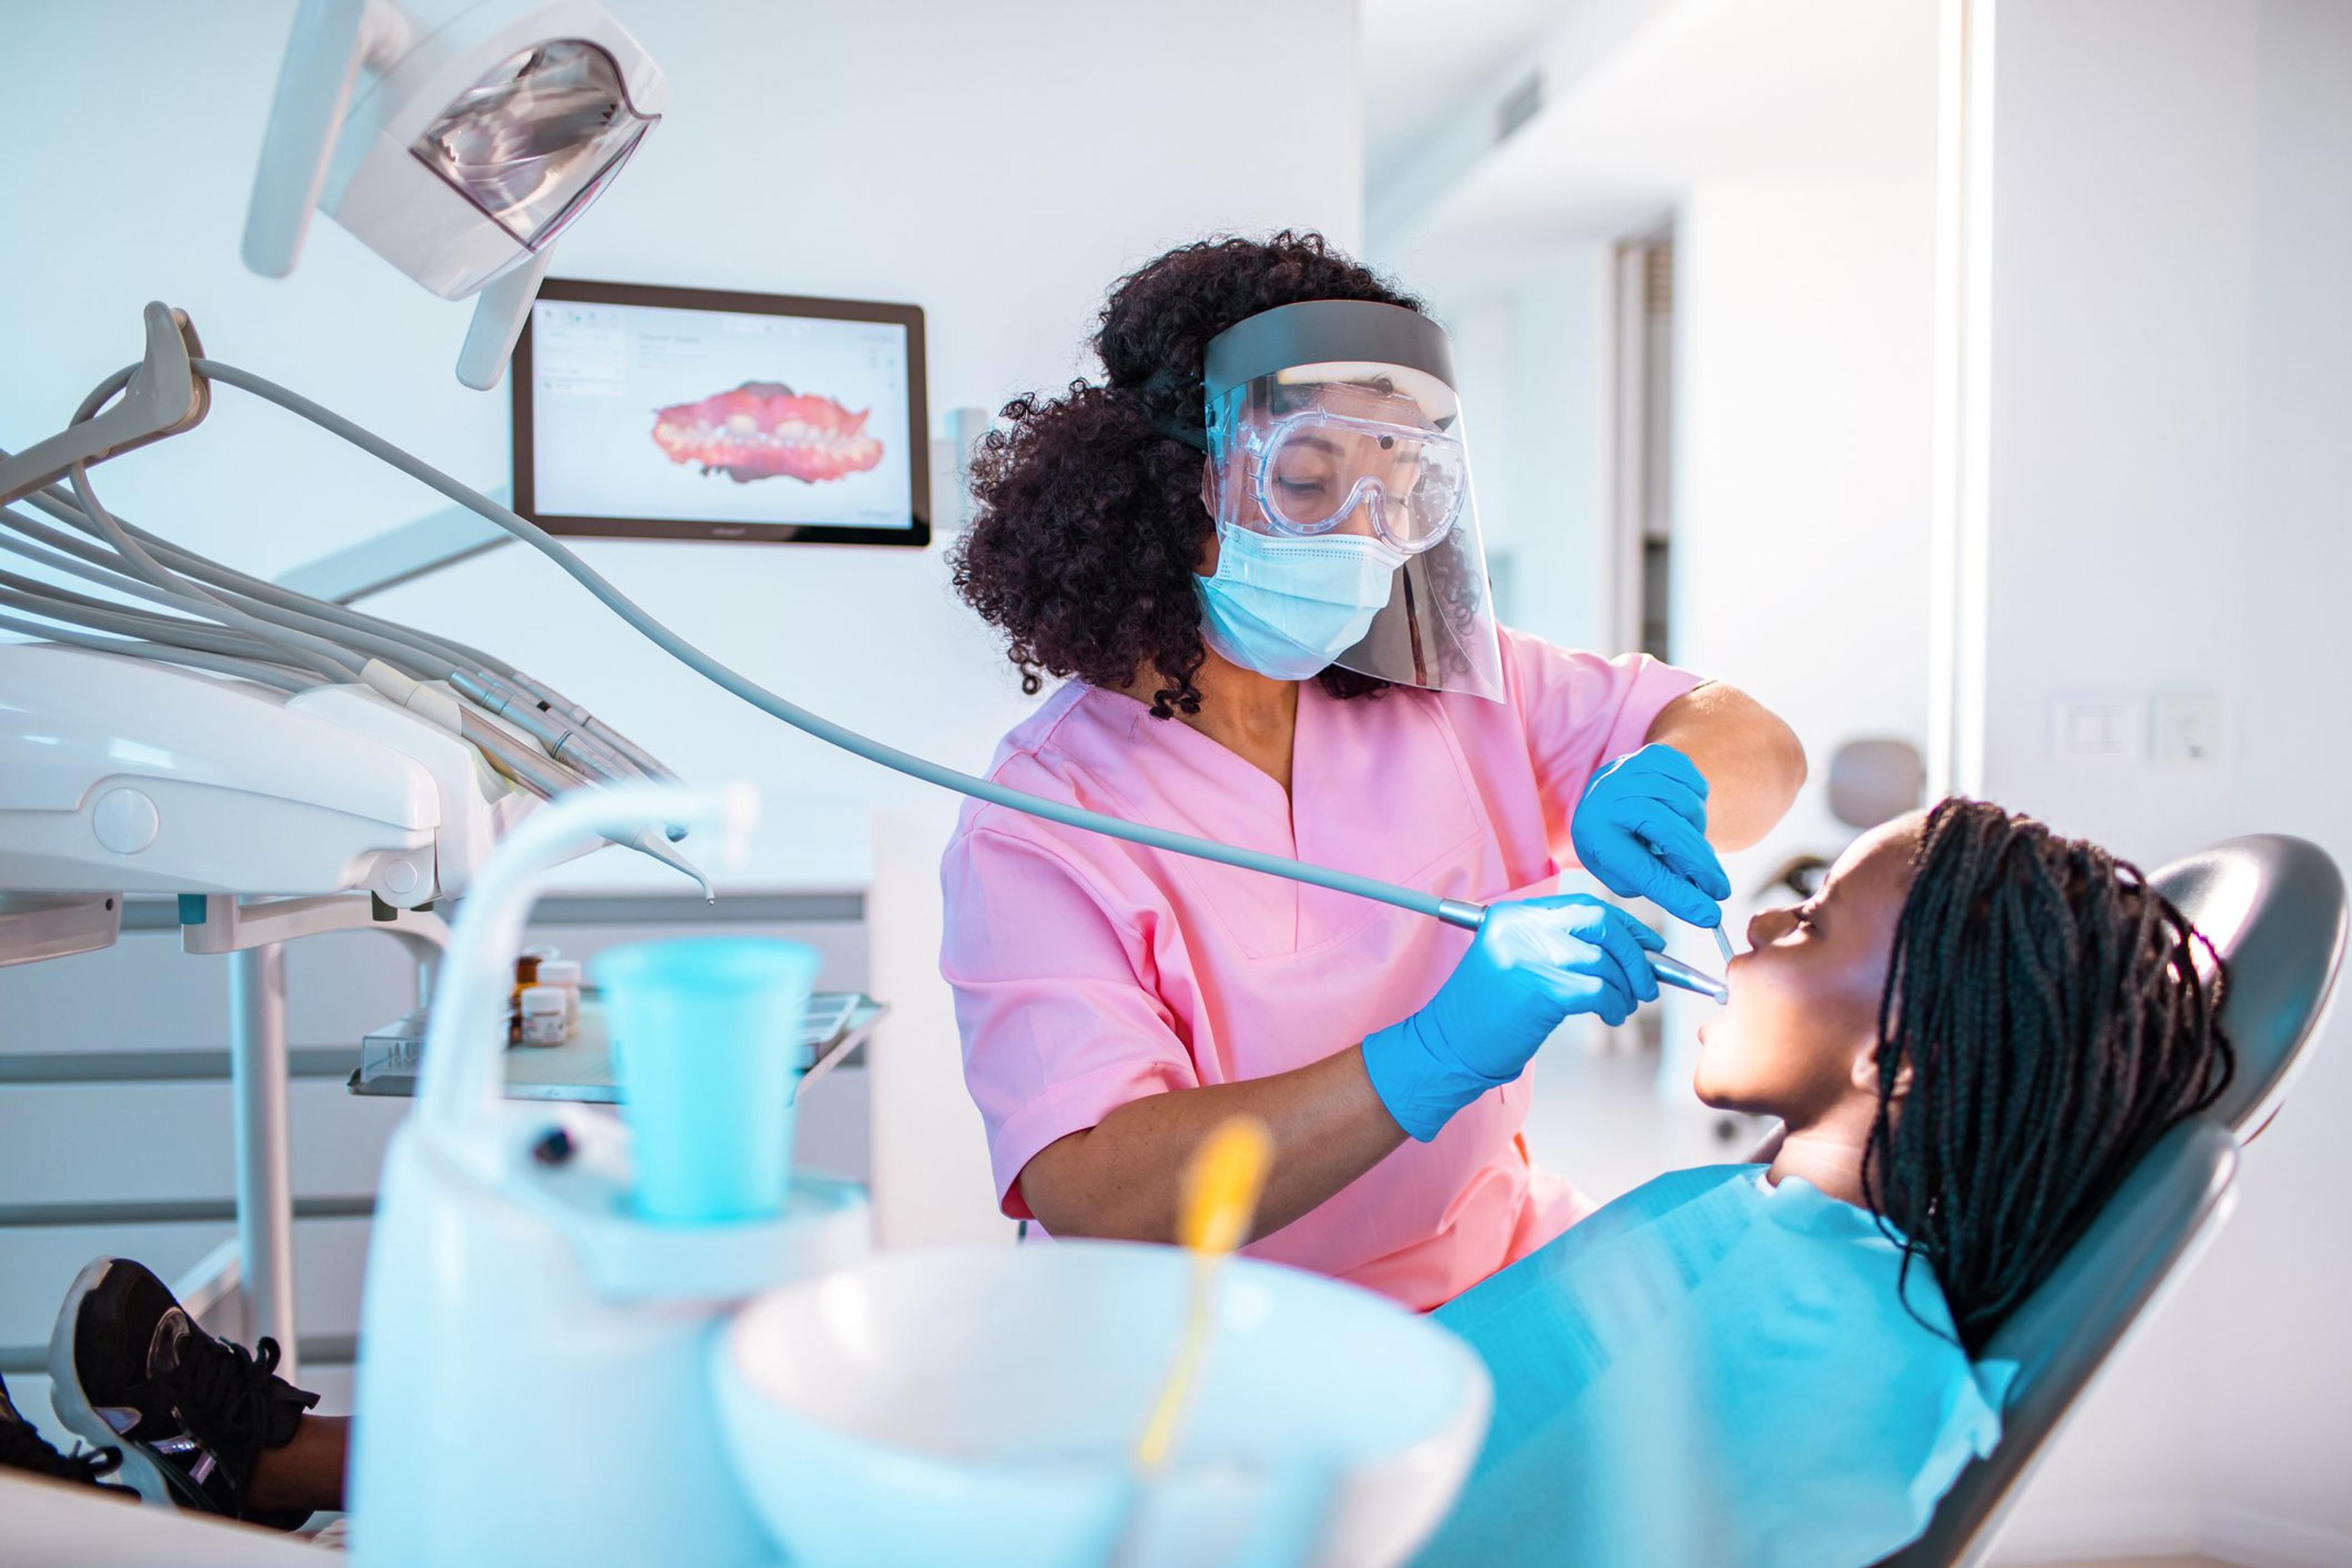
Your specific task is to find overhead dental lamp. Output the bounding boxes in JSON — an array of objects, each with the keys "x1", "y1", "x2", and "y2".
[{"x1": 242, "y1": 0, "x2": 666, "y2": 390}]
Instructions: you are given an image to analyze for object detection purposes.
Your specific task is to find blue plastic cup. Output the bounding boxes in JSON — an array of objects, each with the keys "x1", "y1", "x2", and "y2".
[{"x1": 591, "y1": 937, "x2": 821, "y2": 1224}]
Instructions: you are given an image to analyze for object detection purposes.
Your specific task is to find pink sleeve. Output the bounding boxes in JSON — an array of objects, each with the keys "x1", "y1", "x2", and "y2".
[
  {"x1": 1505, "y1": 631, "x2": 1705, "y2": 859},
  {"x1": 939, "y1": 823, "x2": 1199, "y2": 1220}
]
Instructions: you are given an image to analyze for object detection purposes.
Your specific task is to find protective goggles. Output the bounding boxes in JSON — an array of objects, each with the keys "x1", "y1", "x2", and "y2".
[
  {"x1": 1229, "y1": 403, "x2": 1467, "y2": 553},
  {"x1": 1202, "y1": 300, "x2": 1470, "y2": 552}
]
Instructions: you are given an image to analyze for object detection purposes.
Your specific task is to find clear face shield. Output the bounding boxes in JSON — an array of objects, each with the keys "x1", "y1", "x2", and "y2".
[{"x1": 1198, "y1": 301, "x2": 1504, "y2": 701}]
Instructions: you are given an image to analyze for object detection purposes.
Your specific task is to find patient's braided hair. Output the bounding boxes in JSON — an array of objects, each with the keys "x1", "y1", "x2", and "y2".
[{"x1": 1863, "y1": 798, "x2": 2233, "y2": 1355}]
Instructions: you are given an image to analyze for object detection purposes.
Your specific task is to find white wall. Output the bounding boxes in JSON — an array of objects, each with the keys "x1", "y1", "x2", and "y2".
[
  {"x1": 2212, "y1": 4, "x2": 2352, "y2": 1554},
  {"x1": 1963, "y1": 2, "x2": 2352, "y2": 1560},
  {"x1": 1665, "y1": 177, "x2": 1937, "y2": 1080},
  {"x1": 1415, "y1": 242, "x2": 1614, "y2": 655},
  {"x1": 0, "y1": 0, "x2": 1364, "y2": 1245}
]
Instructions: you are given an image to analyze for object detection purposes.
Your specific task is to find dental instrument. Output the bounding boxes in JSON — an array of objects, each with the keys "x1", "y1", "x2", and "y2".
[
  {"x1": 1714, "y1": 922, "x2": 1737, "y2": 967},
  {"x1": 1569, "y1": 745, "x2": 1734, "y2": 932},
  {"x1": 1648, "y1": 952, "x2": 1729, "y2": 1004}
]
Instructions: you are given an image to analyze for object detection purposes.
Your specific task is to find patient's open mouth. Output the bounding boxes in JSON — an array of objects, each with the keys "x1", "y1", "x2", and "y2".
[{"x1": 650, "y1": 380, "x2": 886, "y2": 484}]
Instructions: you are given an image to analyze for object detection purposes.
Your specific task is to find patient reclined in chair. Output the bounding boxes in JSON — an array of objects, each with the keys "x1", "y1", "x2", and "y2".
[{"x1": 1418, "y1": 798, "x2": 2234, "y2": 1568}]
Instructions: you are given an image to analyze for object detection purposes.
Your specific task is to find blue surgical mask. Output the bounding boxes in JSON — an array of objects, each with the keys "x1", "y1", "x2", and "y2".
[{"x1": 1197, "y1": 522, "x2": 1408, "y2": 681}]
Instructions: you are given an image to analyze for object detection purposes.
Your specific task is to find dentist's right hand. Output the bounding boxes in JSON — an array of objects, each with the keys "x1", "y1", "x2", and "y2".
[{"x1": 1362, "y1": 895, "x2": 1664, "y2": 1142}]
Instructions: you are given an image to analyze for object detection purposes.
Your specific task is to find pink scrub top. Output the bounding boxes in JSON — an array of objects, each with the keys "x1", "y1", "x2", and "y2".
[{"x1": 938, "y1": 628, "x2": 1701, "y2": 1311}]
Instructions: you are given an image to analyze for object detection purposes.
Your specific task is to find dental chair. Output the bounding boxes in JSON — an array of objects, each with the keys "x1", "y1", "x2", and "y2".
[{"x1": 1888, "y1": 834, "x2": 2347, "y2": 1568}]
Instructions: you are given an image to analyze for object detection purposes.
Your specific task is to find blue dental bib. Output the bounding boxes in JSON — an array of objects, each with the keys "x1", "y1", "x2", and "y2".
[{"x1": 1420, "y1": 1165, "x2": 2016, "y2": 1568}]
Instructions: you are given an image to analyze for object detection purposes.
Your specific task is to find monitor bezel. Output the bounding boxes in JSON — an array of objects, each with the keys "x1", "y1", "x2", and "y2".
[{"x1": 511, "y1": 277, "x2": 932, "y2": 549}]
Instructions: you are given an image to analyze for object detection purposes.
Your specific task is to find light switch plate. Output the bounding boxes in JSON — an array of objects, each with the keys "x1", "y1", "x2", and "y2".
[{"x1": 2048, "y1": 693, "x2": 2144, "y2": 759}]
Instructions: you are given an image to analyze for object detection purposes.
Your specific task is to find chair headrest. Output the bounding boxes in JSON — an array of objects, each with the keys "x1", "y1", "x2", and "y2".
[
  {"x1": 1977, "y1": 1119, "x2": 2237, "y2": 1382},
  {"x1": 2149, "y1": 834, "x2": 2346, "y2": 1134}
]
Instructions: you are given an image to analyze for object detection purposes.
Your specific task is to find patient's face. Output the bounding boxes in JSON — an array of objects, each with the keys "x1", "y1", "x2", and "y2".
[{"x1": 1693, "y1": 813, "x2": 1924, "y2": 1121}]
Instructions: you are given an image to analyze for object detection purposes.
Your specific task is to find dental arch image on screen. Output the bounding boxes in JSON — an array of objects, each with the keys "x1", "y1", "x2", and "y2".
[{"x1": 514, "y1": 280, "x2": 930, "y2": 547}]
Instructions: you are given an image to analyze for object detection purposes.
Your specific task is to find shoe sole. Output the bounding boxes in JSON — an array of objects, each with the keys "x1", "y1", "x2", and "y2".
[{"x1": 45, "y1": 1258, "x2": 213, "y2": 1513}]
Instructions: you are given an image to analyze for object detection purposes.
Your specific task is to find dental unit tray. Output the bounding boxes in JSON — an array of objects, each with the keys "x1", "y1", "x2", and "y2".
[
  {"x1": 352, "y1": 989, "x2": 883, "y2": 1103},
  {"x1": 0, "y1": 641, "x2": 529, "y2": 911}
]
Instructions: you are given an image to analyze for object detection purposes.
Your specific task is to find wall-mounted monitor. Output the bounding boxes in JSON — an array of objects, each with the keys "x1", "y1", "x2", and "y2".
[{"x1": 512, "y1": 278, "x2": 929, "y2": 548}]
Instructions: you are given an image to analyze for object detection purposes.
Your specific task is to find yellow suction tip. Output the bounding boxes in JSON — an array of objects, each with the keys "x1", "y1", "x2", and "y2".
[
  {"x1": 1178, "y1": 1115, "x2": 1274, "y2": 1257},
  {"x1": 1132, "y1": 1116, "x2": 1276, "y2": 1476}
]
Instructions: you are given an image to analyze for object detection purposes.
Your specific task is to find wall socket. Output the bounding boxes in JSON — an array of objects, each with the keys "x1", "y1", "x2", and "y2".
[{"x1": 2151, "y1": 690, "x2": 2224, "y2": 766}]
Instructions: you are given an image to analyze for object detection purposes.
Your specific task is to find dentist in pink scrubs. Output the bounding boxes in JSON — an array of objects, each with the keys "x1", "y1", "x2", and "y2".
[{"x1": 941, "y1": 235, "x2": 1805, "y2": 1310}]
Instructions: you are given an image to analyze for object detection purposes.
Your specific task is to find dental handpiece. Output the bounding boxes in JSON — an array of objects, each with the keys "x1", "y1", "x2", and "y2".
[
  {"x1": 1648, "y1": 952, "x2": 1730, "y2": 1003},
  {"x1": 1437, "y1": 898, "x2": 1731, "y2": 1003}
]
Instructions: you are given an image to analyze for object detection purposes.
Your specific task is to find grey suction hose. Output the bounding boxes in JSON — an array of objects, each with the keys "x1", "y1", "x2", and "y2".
[
  {"x1": 0, "y1": 511, "x2": 367, "y2": 679},
  {"x1": 29, "y1": 491, "x2": 450, "y2": 679},
  {"x1": 7, "y1": 368, "x2": 360, "y2": 685},
  {"x1": 0, "y1": 609, "x2": 314, "y2": 691},
  {"x1": 20, "y1": 472, "x2": 660, "y2": 776},
  {"x1": 63, "y1": 464, "x2": 361, "y2": 683},
  {"x1": 5, "y1": 458, "x2": 662, "y2": 775},
  {"x1": 0, "y1": 575, "x2": 302, "y2": 665},
  {"x1": 194, "y1": 357, "x2": 1491, "y2": 932},
  {"x1": 2, "y1": 504, "x2": 289, "y2": 632},
  {"x1": 29, "y1": 481, "x2": 516, "y2": 679}
]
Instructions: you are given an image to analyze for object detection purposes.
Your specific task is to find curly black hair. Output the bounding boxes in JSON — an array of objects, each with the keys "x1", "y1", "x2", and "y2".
[{"x1": 949, "y1": 232, "x2": 1424, "y2": 718}]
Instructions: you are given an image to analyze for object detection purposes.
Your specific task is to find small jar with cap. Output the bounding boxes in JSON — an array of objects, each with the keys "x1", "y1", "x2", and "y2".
[
  {"x1": 535, "y1": 959, "x2": 584, "y2": 1035},
  {"x1": 519, "y1": 985, "x2": 570, "y2": 1047}
]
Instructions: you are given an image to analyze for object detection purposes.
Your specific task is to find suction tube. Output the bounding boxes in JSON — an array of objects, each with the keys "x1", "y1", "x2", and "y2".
[{"x1": 191, "y1": 358, "x2": 1493, "y2": 932}]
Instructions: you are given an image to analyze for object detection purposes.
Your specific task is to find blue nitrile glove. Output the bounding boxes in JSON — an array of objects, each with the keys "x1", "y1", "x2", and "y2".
[
  {"x1": 1570, "y1": 743, "x2": 1735, "y2": 929},
  {"x1": 1363, "y1": 895, "x2": 1664, "y2": 1142}
]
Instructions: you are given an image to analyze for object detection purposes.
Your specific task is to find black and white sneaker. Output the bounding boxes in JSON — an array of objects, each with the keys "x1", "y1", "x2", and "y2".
[
  {"x1": 46, "y1": 1258, "x2": 318, "y2": 1528},
  {"x1": 0, "y1": 1366, "x2": 133, "y2": 1497}
]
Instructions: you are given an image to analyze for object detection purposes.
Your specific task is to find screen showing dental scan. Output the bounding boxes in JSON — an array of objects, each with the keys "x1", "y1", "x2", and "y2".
[{"x1": 513, "y1": 279, "x2": 930, "y2": 548}]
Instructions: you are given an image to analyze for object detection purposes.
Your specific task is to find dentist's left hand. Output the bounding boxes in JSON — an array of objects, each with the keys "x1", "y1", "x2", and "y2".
[{"x1": 1571, "y1": 743, "x2": 1734, "y2": 929}]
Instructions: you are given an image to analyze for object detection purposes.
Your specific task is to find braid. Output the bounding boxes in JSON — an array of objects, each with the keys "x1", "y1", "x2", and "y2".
[{"x1": 1861, "y1": 799, "x2": 2233, "y2": 1355}]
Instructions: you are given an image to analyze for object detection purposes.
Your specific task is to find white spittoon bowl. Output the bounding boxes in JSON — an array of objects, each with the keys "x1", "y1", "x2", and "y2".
[{"x1": 713, "y1": 1240, "x2": 1492, "y2": 1568}]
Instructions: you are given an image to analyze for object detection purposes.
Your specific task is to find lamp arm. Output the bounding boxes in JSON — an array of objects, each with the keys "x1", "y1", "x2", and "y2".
[
  {"x1": 242, "y1": 0, "x2": 415, "y2": 279},
  {"x1": 456, "y1": 250, "x2": 554, "y2": 391}
]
